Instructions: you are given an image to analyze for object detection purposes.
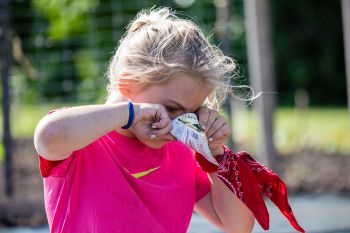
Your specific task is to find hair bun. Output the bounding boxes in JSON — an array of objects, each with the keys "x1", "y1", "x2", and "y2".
[{"x1": 127, "y1": 7, "x2": 173, "y2": 33}]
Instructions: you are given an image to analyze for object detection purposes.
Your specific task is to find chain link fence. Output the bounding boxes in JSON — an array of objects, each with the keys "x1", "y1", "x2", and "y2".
[{"x1": 2, "y1": 0, "x2": 247, "y2": 199}]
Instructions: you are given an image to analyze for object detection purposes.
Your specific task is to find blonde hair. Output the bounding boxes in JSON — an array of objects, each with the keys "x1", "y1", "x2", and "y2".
[{"x1": 106, "y1": 6, "x2": 258, "y2": 109}]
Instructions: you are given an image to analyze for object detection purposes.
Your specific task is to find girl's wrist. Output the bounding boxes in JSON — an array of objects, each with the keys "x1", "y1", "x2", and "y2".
[
  {"x1": 121, "y1": 100, "x2": 135, "y2": 129},
  {"x1": 131, "y1": 103, "x2": 142, "y2": 124},
  {"x1": 211, "y1": 145, "x2": 225, "y2": 157}
]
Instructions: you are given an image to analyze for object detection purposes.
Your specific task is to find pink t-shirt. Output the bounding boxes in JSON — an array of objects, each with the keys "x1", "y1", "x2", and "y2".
[{"x1": 38, "y1": 127, "x2": 211, "y2": 233}]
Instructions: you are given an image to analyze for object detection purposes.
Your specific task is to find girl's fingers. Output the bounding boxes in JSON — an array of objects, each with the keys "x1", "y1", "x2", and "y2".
[
  {"x1": 197, "y1": 107, "x2": 210, "y2": 131},
  {"x1": 152, "y1": 106, "x2": 170, "y2": 129},
  {"x1": 204, "y1": 110, "x2": 220, "y2": 134},
  {"x1": 150, "y1": 121, "x2": 172, "y2": 138},
  {"x1": 207, "y1": 122, "x2": 231, "y2": 142},
  {"x1": 206, "y1": 115, "x2": 226, "y2": 138},
  {"x1": 152, "y1": 117, "x2": 170, "y2": 129}
]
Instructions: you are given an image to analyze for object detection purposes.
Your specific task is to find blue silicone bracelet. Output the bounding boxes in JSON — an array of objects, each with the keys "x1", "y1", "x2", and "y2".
[{"x1": 121, "y1": 99, "x2": 134, "y2": 129}]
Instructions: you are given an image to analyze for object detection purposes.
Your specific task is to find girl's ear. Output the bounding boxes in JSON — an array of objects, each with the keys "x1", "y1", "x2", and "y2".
[{"x1": 118, "y1": 76, "x2": 139, "y2": 98}]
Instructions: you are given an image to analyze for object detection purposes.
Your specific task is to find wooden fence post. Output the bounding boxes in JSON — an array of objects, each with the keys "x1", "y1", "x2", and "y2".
[
  {"x1": 214, "y1": 0, "x2": 235, "y2": 150},
  {"x1": 1, "y1": 0, "x2": 13, "y2": 197},
  {"x1": 341, "y1": 0, "x2": 350, "y2": 116},
  {"x1": 244, "y1": 0, "x2": 277, "y2": 168}
]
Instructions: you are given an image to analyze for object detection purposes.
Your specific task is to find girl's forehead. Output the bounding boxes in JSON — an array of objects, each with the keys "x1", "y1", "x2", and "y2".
[
  {"x1": 165, "y1": 73, "x2": 209, "y2": 88},
  {"x1": 158, "y1": 75, "x2": 212, "y2": 110}
]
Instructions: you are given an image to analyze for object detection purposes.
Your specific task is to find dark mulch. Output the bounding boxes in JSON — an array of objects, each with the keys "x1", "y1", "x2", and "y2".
[
  {"x1": 278, "y1": 149, "x2": 350, "y2": 193},
  {"x1": 0, "y1": 138, "x2": 46, "y2": 227},
  {"x1": 0, "y1": 137, "x2": 349, "y2": 226}
]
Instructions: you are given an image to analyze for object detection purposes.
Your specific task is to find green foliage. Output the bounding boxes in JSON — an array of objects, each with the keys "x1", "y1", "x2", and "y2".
[
  {"x1": 9, "y1": 0, "x2": 348, "y2": 107},
  {"x1": 20, "y1": 0, "x2": 108, "y2": 103},
  {"x1": 229, "y1": 0, "x2": 248, "y2": 79},
  {"x1": 11, "y1": 67, "x2": 39, "y2": 103},
  {"x1": 32, "y1": 0, "x2": 99, "y2": 40},
  {"x1": 74, "y1": 49, "x2": 105, "y2": 102},
  {"x1": 271, "y1": 0, "x2": 346, "y2": 106}
]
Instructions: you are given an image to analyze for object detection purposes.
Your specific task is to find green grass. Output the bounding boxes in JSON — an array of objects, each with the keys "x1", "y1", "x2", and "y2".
[
  {"x1": 232, "y1": 107, "x2": 350, "y2": 155},
  {"x1": 9, "y1": 103, "x2": 77, "y2": 138},
  {"x1": 0, "y1": 143, "x2": 3, "y2": 161},
  {"x1": 0, "y1": 104, "x2": 349, "y2": 162},
  {"x1": 0, "y1": 102, "x2": 76, "y2": 162}
]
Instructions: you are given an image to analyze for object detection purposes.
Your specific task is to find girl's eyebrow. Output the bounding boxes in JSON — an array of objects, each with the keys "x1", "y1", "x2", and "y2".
[{"x1": 167, "y1": 100, "x2": 186, "y2": 110}]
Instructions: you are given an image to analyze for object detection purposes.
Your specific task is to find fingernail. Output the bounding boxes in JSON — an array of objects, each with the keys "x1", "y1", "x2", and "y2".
[
  {"x1": 208, "y1": 137, "x2": 213, "y2": 142},
  {"x1": 151, "y1": 125, "x2": 157, "y2": 129},
  {"x1": 202, "y1": 125, "x2": 206, "y2": 130},
  {"x1": 150, "y1": 134, "x2": 157, "y2": 139}
]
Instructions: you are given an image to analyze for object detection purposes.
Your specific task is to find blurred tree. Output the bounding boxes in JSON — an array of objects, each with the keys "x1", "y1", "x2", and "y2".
[
  {"x1": 33, "y1": 0, "x2": 100, "y2": 40},
  {"x1": 341, "y1": 0, "x2": 350, "y2": 113},
  {"x1": 271, "y1": 0, "x2": 346, "y2": 106},
  {"x1": 1, "y1": 0, "x2": 13, "y2": 197},
  {"x1": 244, "y1": 0, "x2": 277, "y2": 167},
  {"x1": 8, "y1": 0, "x2": 347, "y2": 106},
  {"x1": 31, "y1": 0, "x2": 101, "y2": 102},
  {"x1": 10, "y1": 0, "x2": 38, "y2": 103}
]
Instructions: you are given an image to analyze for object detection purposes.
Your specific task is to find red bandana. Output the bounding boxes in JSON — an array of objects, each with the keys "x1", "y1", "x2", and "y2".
[{"x1": 195, "y1": 145, "x2": 305, "y2": 232}]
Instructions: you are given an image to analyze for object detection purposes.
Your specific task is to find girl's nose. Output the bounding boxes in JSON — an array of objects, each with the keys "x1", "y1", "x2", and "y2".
[{"x1": 170, "y1": 111, "x2": 188, "y2": 120}]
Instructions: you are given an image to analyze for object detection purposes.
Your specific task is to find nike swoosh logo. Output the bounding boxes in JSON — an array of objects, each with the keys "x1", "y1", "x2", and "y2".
[{"x1": 129, "y1": 166, "x2": 161, "y2": 178}]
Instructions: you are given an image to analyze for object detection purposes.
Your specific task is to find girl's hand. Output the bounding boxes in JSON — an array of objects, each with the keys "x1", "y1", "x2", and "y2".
[
  {"x1": 131, "y1": 103, "x2": 175, "y2": 141},
  {"x1": 196, "y1": 107, "x2": 232, "y2": 156}
]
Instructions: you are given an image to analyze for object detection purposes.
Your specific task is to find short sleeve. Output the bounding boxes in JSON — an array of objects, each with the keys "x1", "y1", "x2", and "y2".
[
  {"x1": 194, "y1": 159, "x2": 211, "y2": 202},
  {"x1": 38, "y1": 154, "x2": 74, "y2": 177},
  {"x1": 36, "y1": 107, "x2": 73, "y2": 178}
]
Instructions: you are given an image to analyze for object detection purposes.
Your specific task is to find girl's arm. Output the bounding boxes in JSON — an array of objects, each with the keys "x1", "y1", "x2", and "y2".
[
  {"x1": 34, "y1": 103, "x2": 130, "y2": 161},
  {"x1": 194, "y1": 106, "x2": 255, "y2": 232},
  {"x1": 34, "y1": 102, "x2": 170, "y2": 161},
  {"x1": 195, "y1": 175, "x2": 255, "y2": 233}
]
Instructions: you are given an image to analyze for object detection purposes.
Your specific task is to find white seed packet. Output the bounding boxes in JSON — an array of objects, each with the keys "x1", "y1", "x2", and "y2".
[{"x1": 170, "y1": 113, "x2": 219, "y2": 165}]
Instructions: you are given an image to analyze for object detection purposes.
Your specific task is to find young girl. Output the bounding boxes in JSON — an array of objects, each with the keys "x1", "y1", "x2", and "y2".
[{"x1": 34, "y1": 7, "x2": 302, "y2": 233}]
